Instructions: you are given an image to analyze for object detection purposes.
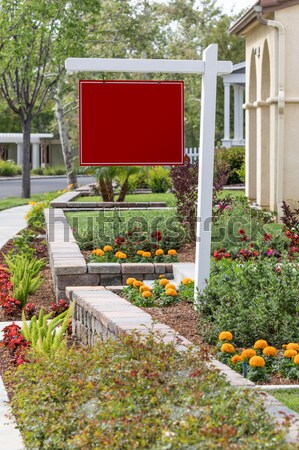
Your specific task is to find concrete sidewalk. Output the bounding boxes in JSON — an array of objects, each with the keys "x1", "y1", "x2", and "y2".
[{"x1": 0, "y1": 205, "x2": 31, "y2": 249}]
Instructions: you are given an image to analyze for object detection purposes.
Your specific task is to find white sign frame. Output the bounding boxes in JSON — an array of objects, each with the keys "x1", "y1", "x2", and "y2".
[{"x1": 65, "y1": 45, "x2": 233, "y2": 298}]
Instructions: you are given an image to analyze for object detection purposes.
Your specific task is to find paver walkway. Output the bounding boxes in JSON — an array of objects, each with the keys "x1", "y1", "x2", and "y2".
[
  {"x1": 0, "y1": 205, "x2": 31, "y2": 249},
  {"x1": 0, "y1": 205, "x2": 29, "y2": 449}
]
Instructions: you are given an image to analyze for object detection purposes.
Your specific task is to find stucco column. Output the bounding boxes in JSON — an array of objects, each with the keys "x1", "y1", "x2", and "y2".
[
  {"x1": 32, "y1": 143, "x2": 40, "y2": 169},
  {"x1": 256, "y1": 105, "x2": 270, "y2": 207},
  {"x1": 224, "y1": 83, "x2": 230, "y2": 140},
  {"x1": 245, "y1": 107, "x2": 257, "y2": 200},
  {"x1": 233, "y1": 85, "x2": 240, "y2": 141},
  {"x1": 17, "y1": 143, "x2": 23, "y2": 166}
]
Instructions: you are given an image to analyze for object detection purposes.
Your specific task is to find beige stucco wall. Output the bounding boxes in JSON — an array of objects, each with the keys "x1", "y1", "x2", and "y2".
[{"x1": 244, "y1": 5, "x2": 299, "y2": 213}]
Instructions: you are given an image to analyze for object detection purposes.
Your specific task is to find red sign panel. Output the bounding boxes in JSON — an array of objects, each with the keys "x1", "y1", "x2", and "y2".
[{"x1": 79, "y1": 80, "x2": 184, "y2": 166}]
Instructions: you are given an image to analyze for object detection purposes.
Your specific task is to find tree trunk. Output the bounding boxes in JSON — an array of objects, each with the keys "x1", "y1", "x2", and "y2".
[
  {"x1": 116, "y1": 176, "x2": 129, "y2": 202},
  {"x1": 22, "y1": 118, "x2": 31, "y2": 198},
  {"x1": 55, "y1": 95, "x2": 78, "y2": 189}
]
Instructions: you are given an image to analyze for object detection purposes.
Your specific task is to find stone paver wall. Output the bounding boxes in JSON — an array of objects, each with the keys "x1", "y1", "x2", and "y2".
[{"x1": 45, "y1": 209, "x2": 173, "y2": 300}]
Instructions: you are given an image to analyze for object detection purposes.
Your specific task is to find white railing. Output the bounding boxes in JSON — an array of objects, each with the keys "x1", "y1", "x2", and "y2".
[{"x1": 184, "y1": 147, "x2": 199, "y2": 164}]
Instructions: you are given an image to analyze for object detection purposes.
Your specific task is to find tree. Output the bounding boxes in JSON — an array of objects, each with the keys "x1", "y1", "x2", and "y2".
[{"x1": 0, "y1": 0, "x2": 99, "y2": 198}]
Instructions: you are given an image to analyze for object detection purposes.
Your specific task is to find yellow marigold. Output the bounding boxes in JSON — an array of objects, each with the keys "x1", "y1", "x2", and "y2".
[
  {"x1": 284, "y1": 349, "x2": 298, "y2": 358},
  {"x1": 136, "y1": 250, "x2": 144, "y2": 256},
  {"x1": 286, "y1": 343, "x2": 299, "y2": 352},
  {"x1": 282, "y1": 344, "x2": 288, "y2": 349},
  {"x1": 159, "y1": 274, "x2": 166, "y2": 279},
  {"x1": 140, "y1": 285, "x2": 151, "y2": 293},
  {"x1": 231, "y1": 355, "x2": 243, "y2": 364},
  {"x1": 165, "y1": 288, "x2": 177, "y2": 297},
  {"x1": 133, "y1": 280, "x2": 143, "y2": 288},
  {"x1": 159, "y1": 278, "x2": 169, "y2": 286},
  {"x1": 103, "y1": 245, "x2": 113, "y2": 252},
  {"x1": 142, "y1": 251, "x2": 152, "y2": 258},
  {"x1": 254, "y1": 340, "x2": 268, "y2": 350},
  {"x1": 263, "y1": 346, "x2": 277, "y2": 357},
  {"x1": 29, "y1": 201, "x2": 37, "y2": 206},
  {"x1": 91, "y1": 249, "x2": 97, "y2": 254},
  {"x1": 249, "y1": 356, "x2": 265, "y2": 368},
  {"x1": 168, "y1": 249, "x2": 177, "y2": 256},
  {"x1": 165, "y1": 283, "x2": 176, "y2": 291},
  {"x1": 95, "y1": 249, "x2": 105, "y2": 257},
  {"x1": 241, "y1": 349, "x2": 256, "y2": 360},
  {"x1": 155, "y1": 249, "x2": 164, "y2": 256},
  {"x1": 142, "y1": 291, "x2": 152, "y2": 298},
  {"x1": 294, "y1": 355, "x2": 299, "y2": 365},
  {"x1": 182, "y1": 277, "x2": 193, "y2": 285},
  {"x1": 126, "y1": 278, "x2": 136, "y2": 286},
  {"x1": 218, "y1": 331, "x2": 233, "y2": 342},
  {"x1": 221, "y1": 343, "x2": 235, "y2": 354},
  {"x1": 116, "y1": 252, "x2": 127, "y2": 259}
]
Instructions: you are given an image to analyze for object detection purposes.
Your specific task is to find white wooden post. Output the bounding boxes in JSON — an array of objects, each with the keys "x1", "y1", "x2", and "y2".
[
  {"x1": 224, "y1": 83, "x2": 230, "y2": 141},
  {"x1": 65, "y1": 46, "x2": 232, "y2": 300},
  {"x1": 194, "y1": 45, "x2": 219, "y2": 295},
  {"x1": 233, "y1": 85, "x2": 240, "y2": 141}
]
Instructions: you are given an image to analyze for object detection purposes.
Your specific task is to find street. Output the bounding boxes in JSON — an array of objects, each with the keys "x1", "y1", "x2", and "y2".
[{"x1": 0, "y1": 176, "x2": 96, "y2": 199}]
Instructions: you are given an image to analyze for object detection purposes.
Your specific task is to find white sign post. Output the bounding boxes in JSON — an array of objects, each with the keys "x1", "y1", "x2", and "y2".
[{"x1": 65, "y1": 44, "x2": 232, "y2": 298}]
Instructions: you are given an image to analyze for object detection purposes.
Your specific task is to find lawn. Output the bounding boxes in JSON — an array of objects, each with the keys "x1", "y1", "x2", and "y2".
[
  {"x1": 74, "y1": 192, "x2": 177, "y2": 206},
  {"x1": 270, "y1": 389, "x2": 299, "y2": 413},
  {"x1": 0, "y1": 191, "x2": 62, "y2": 211}
]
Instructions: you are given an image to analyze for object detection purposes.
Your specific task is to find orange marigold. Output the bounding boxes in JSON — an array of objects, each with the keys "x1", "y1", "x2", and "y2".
[
  {"x1": 116, "y1": 252, "x2": 127, "y2": 259},
  {"x1": 221, "y1": 343, "x2": 235, "y2": 354},
  {"x1": 155, "y1": 249, "x2": 164, "y2": 256},
  {"x1": 159, "y1": 278, "x2": 169, "y2": 286},
  {"x1": 165, "y1": 288, "x2": 177, "y2": 297},
  {"x1": 165, "y1": 283, "x2": 176, "y2": 291},
  {"x1": 218, "y1": 331, "x2": 233, "y2": 342},
  {"x1": 241, "y1": 349, "x2": 256, "y2": 360},
  {"x1": 142, "y1": 252, "x2": 152, "y2": 258},
  {"x1": 182, "y1": 277, "x2": 193, "y2": 285},
  {"x1": 103, "y1": 245, "x2": 113, "y2": 252},
  {"x1": 284, "y1": 349, "x2": 298, "y2": 358},
  {"x1": 294, "y1": 355, "x2": 299, "y2": 365},
  {"x1": 126, "y1": 278, "x2": 136, "y2": 286},
  {"x1": 249, "y1": 356, "x2": 265, "y2": 368},
  {"x1": 140, "y1": 285, "x2": 151, "y2": 293},
  {"x1": 282, "y1": 344, "x2": 288, "y2": 349},
  {"x1": 133, "y1": 280, "x2": 143, "y2": 288},
  {"x1": 286, "y1": 343, "x2": 299, "y2": 352},
  {"x1": 95, "y1": 249, "x2": 104, "y2": 257},
  {"x1": 136, "y1": 250, "x2": 144, "y2": 256},
  {"x1": 231, "y1": 355, "x2": 243, "y2": 364},
  {"x1": 262, "y1": 346, "x2": 277, "y2": 357},
  {"x1": 142, "y1": 291, "x2": 152, "y2": 298},
  {"x1": 159, "y1": 274, "x2": 166, "y2": 279},
  {"x1": 168, "y1": 249, "x2": 177, "y2": 256},
  {"x1": 254, "y1": 340, "x2": 268, "y2": 350}
]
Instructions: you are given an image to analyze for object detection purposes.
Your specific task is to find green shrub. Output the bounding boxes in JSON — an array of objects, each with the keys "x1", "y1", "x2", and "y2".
[
  {"x1": 9, "y1": 333, "x2": 293, "y2": 449},
  {"x1": 25, "y1": 200, "x2": 48, "y2": 231},
  {"x1": 21, "y1": 305, "x2": 73, "y2": 355},
  {"x1": 4, "y1": 254, "x2": 45, "y2": 307},
  {"x1": 148, "y1": 166, "x2": 171, "y2": 193},
  {"x1": 236, "y1": 161, "x2": 245, "y2": 183},
  {"x1": 198, "y1": 259, "x2": 299, "y2": 347},
  {"x1": 31, "y1": 165, "x2": 66, "y2": 176},
  {"x1": 215, "y1": 147, "x2": 245, "y2": 184},
  {"x1": 0, "y1": 159, "x2": 22, "y2": 176}
]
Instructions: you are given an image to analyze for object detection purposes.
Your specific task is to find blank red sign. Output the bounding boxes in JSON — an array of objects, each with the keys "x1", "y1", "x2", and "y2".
[{"x1": 79, "y1": 80, "x2": 184, "y2": 166}]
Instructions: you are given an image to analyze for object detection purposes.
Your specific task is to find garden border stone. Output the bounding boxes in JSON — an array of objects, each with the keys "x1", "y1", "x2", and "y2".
[
  {"x1": 66, "y1": 285, "x2": 299, "y2": 444},
  {"x1": 45, "y1": 207, "x2": 174, "y2": 301}
]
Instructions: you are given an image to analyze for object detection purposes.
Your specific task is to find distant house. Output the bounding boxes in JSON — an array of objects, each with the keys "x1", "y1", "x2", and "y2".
[
  {"x1": 230, "y1": 0, "x2": 299, "y2": 215},
  {"x1": 0, "y1": 133, "x2": 77, "y2": 169}
]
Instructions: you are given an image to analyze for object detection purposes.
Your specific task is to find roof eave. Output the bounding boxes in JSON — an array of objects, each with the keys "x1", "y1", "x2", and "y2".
[{"x1": 229, "y1": 7, "x2": 257, "y2": 35}]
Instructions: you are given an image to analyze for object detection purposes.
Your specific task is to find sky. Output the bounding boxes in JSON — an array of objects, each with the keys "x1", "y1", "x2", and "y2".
[{"x1": 216, "y1": 0, "x2": 253, "y2": 15}]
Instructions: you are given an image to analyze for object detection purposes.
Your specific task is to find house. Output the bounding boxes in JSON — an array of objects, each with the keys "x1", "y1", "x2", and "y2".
[
  {"x1": 0, "y1": 133, "x2": 77, "y2": 169},
  {"x1": 230, "y1": 0, "x2": 299, "y2": 216}
]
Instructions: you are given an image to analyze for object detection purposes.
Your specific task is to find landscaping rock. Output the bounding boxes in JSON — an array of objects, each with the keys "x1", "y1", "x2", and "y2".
[
  {"x1": 57, "y1": 274, "x2": 100, "y2": 290},
  {"x1": 88, "y1": 263, "x2": 121, "y2": 274},
  {"x1": 122, "y1": 263, "x2": 154, "y2": 274}
]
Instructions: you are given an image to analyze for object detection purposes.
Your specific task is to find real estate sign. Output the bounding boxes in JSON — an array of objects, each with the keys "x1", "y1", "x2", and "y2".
[{"x1": 79, "y1": 80, "x2": 184, "y2": 166}]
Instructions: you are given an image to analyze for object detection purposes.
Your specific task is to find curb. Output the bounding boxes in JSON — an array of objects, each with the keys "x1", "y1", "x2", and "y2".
[{"x1": 0, "y1": 175, "x2": 95, "y2": 181}]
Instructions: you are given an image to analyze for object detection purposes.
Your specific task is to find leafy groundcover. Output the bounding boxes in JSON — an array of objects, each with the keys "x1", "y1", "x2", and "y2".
[{"x1": 8, "y1": 333, "x2": 296, "y2": 450}]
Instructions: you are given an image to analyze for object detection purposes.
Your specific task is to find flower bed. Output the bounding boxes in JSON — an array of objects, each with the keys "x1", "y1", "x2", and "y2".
[{"x1": 217, "y1": 332, "x2": 299, "y2": 384}]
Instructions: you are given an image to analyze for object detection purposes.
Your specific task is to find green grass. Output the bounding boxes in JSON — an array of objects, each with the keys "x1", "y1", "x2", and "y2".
[
  {"x1": 270, "y1": 389, "x2": 299, "y2": 413},
  {"x1": 74, "y1": 192, "x2": 176, "y2": 206},
  {"x1": 218, "y1": 189, "x2": 245, "y2": 198},
  {"x1": 0, "y1": 191, "x2": 63, "y2": 211}
]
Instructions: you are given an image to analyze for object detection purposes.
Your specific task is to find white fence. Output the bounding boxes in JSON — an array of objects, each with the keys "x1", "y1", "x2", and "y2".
[{"x1": 184, "y1": 147, "x2": 199, "y2": 164}]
